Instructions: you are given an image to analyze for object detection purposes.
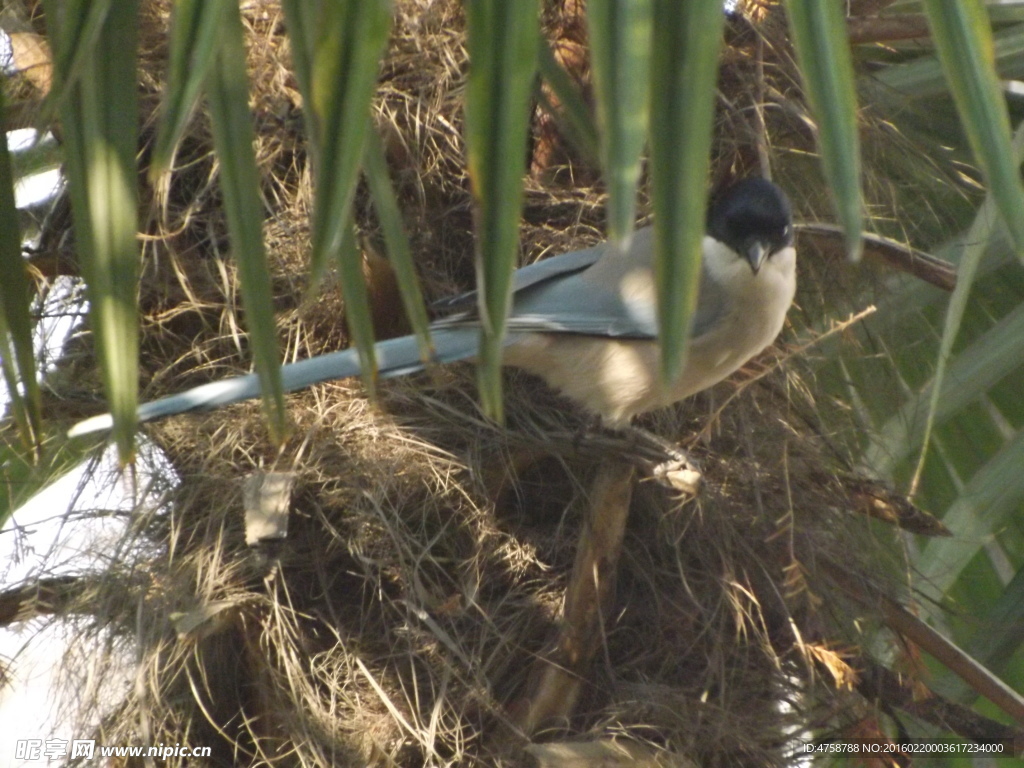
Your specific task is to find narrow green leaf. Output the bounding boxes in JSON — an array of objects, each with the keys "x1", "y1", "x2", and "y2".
[
  {"x1": 150, "y1": 1, "x2": 230, "y2": 178},
  {"x1": 282, "y1": 0, "x2": 392, "y2": 379},
  {"x1": 336, "y1": 218, "x2": 377, "y2": 398},
  {"x1": 649, "y1": 0, "x2": 725, "y2": 383},
  {"x1": 281, "y1": 0, "x2": 321, "y2": 287},
  {"x1": 0, "y1": 90, "x2": 41, "y2": 453},
  {"x1": 39, "y1": 0, "x2": 109, "y2": 118},
  {"x1": 587, "y1": 0, "x2": 652, "y2": 246},
  {"x1": 873, "y1": 22, "x2": 1024, "y2": 100},
  {"x1": 865, "y1": 298, "x2": 1024, "y2": 473},
  {"x1": 207, "y1": 3, "x2": 286, "y2": 440},
  {"x1": 280, "y1": 2, "x2": 315, "y2": 99},
  {"x1": 1, "y1": 428, "x2": 95, "y2": 528},
  {"x1": 49, "y1": 0, "x2": 140, "y2": 460},
  {"x1": 922, "y1": 0, "x2": 1024, "y2": 256},
  {"x1": 785, "y1": 0, "x2": 863, "y2": 261},
  {"x1": 986, "y1": 3, "x2": 1024, "y2": 23},
  {"x1": 926, "y1": 554, "x2": 1024, "y2": 707},
  {"x1": 961, "y1": 567, "x2": 1024, "y2": 684},
  {"x1": 535, "y1": 38, "x2": 600, "y2": 167},
  {"x1": 463, "y1": 0, "x2": 539, "y2": 421},
  {"x1": 917, "y1": 427, "x2": 1024, "y2": 597},
  {"x1": 905, "y1": 122, "x2": 1024, "y2": 487},
  {"x1": 362, "y1": 129, "x2": 433, "y2": 361},
  {"x1": 287, "y1": 1, "x2": 391, "y2": 280}
]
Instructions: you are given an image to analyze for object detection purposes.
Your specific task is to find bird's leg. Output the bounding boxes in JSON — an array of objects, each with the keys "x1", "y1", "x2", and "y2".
[
  {"x1": 572, "y1": 412, "x2": 604, "y2": 454},
  {"x1": 562, "y1": 417, "x2": 701, "y2": 496}
]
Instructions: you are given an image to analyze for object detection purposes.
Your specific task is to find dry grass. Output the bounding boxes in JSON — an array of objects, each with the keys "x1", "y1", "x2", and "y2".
[{"x1": 11, "y1": 0, "x2": 979, "y2": 765}]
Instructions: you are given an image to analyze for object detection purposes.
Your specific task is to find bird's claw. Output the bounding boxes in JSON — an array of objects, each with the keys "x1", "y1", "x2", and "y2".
[
  {"x1": 647, "y1": 455, "x2": 702, "y2": 495},
  {"x1": 616, "y1": 425, "x2": 702, "y2": 495}
]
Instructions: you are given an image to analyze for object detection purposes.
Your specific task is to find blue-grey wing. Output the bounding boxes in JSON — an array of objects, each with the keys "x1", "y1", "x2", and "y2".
[
  {"x1": 501, "y1": 269, "x2": 660, "y2": 337},
  {"x1": 434, "y1": 227, "x2": 727, "y2": 342},
  {"x1": 438, "y1": 235, "x2": 660, "y2": 338},
  {"x1": 431, "y1": 240, "x2": 608, "y2": 314},
  {"x1": 500, "y1": 232, "x2": 728, "y2": 341}
]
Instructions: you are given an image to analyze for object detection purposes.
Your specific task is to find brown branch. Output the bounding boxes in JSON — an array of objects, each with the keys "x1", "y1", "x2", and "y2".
[
  {"x1": 841, "y1": 476, "x2": 950, "y2": 537},
  {"x1": 827, "y1": 563, "x2": 1024, "y2": 729},
  {"x1": 504, "y1": 460, "x2": 636, "y2": 739},
  {"x1": 856, "y1": 658, "x2": 1024, "y2": 750},
  {"x1": 847, "y1": 15, "x2": 930, "y2": 45},
  {"x1": 849, "y1": 0, "x2": 905, "y2": 17},
  {"x1": 880, "y1": 598, "x2": 1024, "y2": 727},
  {"x1": 0, "y1": 576, "x2": 88, "y2": 626},
  {"x1": 797, "y1": 223, "x2": 957, "y2": 292}
]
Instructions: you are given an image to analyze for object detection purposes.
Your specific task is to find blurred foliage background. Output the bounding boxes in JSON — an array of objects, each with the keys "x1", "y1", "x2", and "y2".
[{"x1": 1, "y1": 0, "x2": 1023, "y2": 765}]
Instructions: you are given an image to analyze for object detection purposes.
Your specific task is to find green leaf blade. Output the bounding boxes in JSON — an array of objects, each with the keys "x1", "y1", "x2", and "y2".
[
  {"x1": 917, "y1": 428, "x2": 1024, "y2": 597},
  {"x1": 363, "y1": 129, "x2": 433, "y2": 362},
  {"x1": 51, "y1": 0, "x2": 141, "y2": 460},
  {"x1": 40, "y1": 0, "x2": 111, "y2": 117},
  {"x1": 905, "y1": 124, "x2": 1024, "y2": 486},
  {"x1": 873, "y1": 22, "x2": 1024, "y2": 101},
  {"x1": 206, "y1": 4, "x2": 286, "y2": 440},
  {"x1": 866, "y1": 295, "x2": 1024, "y2": 475},
  {"x1": 785, "y1": 0, "x2": 863, "y2": 261},
  {"x1": 336, "y1": 220, "x2": 378, "y2": 399},
  {"x1": 922, "y1": 0, "x2": 1024, "y2": 258},
  {"x1": 150, "y1": 0, "x2": 228, "y2": 178},
  {"x1": 587, "y1": 0, "x2": 652, "y2": 246},
  {"x1": 463, "y1": 0, "x2": 539, "y2": 421},
  {"x1": 284, "y1": 1, "x2": 393, "y2": 381},
  {"x1": 0, "y1": 90, "x2": 42, "y2": 452},
  {"x1": 649, "y1": 0, "x2": 725, "y2": 383},
  {"x1": 535, "y1": 38, "x2": 600, "y2": 167}
]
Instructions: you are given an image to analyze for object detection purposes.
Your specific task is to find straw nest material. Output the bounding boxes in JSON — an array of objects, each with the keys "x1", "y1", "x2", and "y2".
[{"x1": 11, "y1": 1, "x2": 986, "y2": 766}]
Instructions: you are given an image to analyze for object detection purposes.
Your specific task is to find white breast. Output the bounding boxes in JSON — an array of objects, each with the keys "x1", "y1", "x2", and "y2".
[{"x1": 503, "y1": 237, "x2": 797, "y2": 427}]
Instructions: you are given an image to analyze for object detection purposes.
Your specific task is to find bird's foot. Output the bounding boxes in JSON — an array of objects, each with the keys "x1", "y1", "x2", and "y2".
[
  {"x1": 619, "y1": 425, "x2": 702, "y2": 496},
  {"x1": 648, "y1": 455, "x2": 702, "y2": 496}
]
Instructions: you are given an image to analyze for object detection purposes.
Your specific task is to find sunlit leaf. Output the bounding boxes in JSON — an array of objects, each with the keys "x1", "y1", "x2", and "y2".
[
  {"x1": 785, "y1": 0, "x2": 863, "y2": 261},
  {"x1": 206, "y1": 3, "x2": 286, "y2": 440},
  {"x1": 649, "y1": 0, "x2": 725, "y2": 383},
  {"x1": 922, "y1": 0, "x2": 1024, "y2": 256},
  {"x1": 463, "y1": 0, "x2": 539, "y2": 421},
  {"x1": 0, "y1": 90, "x2": 41, "y2": 454},
  {"x1": 282, "y1": 0, "x2": 393, "y2": 381},
  {"x1": 362, "y1": 129, "x2": 433, "y2": 362},
  {"x1": 0, "y1": 428, "x2": 94, "y2": 527},
  {"x1": 587, "y1": 0, "x2": 652, "y2": 246},
  {"x1": 48, "y1": 0, "x2": 140, "y2": 460},
  {"x1": 150, "y1": 0, "x2": 229, "y2": 178}
]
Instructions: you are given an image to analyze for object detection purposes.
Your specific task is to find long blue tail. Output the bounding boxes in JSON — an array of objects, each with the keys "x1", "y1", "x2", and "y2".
[{"x1": 67, "y1": 327, "x2": 480, "y2": 437}]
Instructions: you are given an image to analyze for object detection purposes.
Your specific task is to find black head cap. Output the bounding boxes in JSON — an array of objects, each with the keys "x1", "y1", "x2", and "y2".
[{"x1": 707, "y1": 178, "x2": 794, "y2": 273}]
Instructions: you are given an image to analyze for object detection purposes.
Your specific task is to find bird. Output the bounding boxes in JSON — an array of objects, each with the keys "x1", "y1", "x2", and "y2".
[{"x1": 68, "y1": 177, "x2": 796, "y2": 439}]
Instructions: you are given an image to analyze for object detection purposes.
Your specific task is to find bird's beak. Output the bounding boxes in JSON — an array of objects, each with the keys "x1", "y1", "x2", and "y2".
[{"x1": 746, "y1": 241, "x2": 768, "y2": 274}]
